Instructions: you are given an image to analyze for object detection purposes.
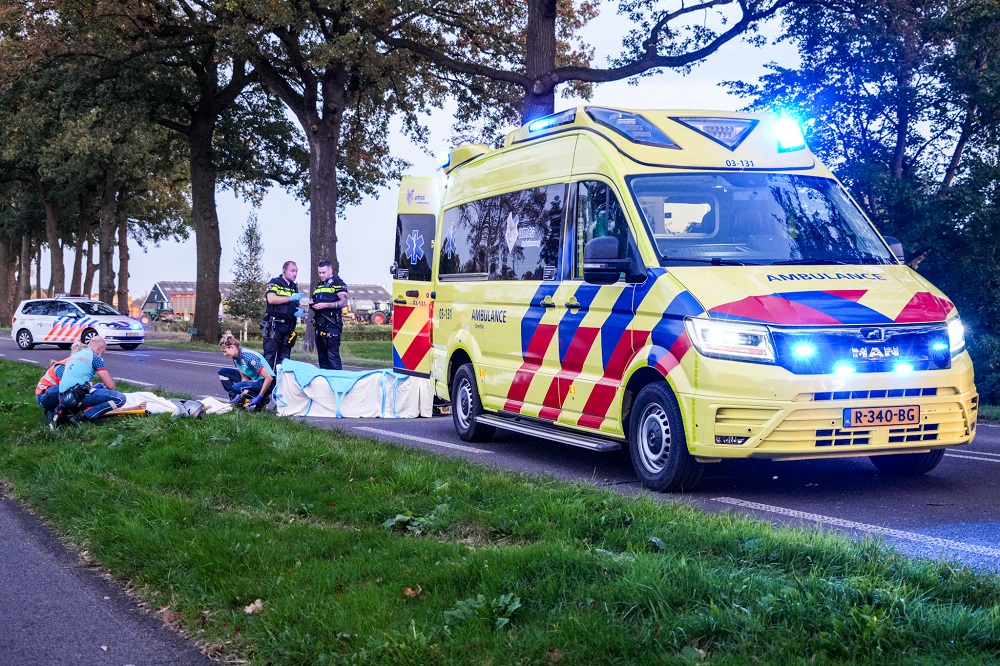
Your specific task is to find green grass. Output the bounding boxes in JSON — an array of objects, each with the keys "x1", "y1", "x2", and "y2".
[{"x1": 1, "y1": 358, "x2": 1000, "y2": 664}]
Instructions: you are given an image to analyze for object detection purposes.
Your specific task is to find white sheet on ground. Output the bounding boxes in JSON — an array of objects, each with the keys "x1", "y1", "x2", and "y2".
[
  {"x1": 120, "y1": 392, "x2": 232, "y2": 415},
  {"x1": 274, "y1": 359, "x2": 433, "y2": 418}
]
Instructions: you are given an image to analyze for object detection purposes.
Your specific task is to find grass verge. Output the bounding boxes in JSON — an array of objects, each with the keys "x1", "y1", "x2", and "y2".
[{"x1": 1, "y1": 359, "x2": 999, "y2": 664}]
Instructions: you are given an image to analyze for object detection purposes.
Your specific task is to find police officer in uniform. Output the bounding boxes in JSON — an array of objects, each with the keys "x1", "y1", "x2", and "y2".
[
  {"x1": 309, "y1": 259, "x2": 349, "y2": 370},
  {"x1": 262, "y1": 260, "x2": 302, "y2": 371}
]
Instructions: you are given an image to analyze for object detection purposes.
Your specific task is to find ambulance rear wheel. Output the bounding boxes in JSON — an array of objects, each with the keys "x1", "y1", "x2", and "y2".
[
  {"x1": 451, "y1": 364, "x2": 495, "y2": 442},
  {"x1": 15, "y1": 329, "x2": 34, "y2": 350},
  {"x1": 629, "y1": 383, "x2": 704, "y2": 492},
  {"x1": 869, "y1": 449, "x2": 944, "y2": 476}
]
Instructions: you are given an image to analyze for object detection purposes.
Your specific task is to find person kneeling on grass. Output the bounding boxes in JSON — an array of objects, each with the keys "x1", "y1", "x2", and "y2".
[
  {"x1": 35, "y1": 341, "x2": 86, "y2": 420},
  {"x1": 218, "y1": 332, "x2": 274, "y2": 411},
  {"x1": 54, "y1": 336, "x2": 126, "y2": 427}
]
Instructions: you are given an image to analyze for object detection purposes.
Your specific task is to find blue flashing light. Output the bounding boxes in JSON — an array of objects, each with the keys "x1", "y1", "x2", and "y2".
[
  {"x1": 834, "y1": 363, "x2": 855, "y2": 376},
  {"x1": 894, "y1": 362, "x2": 914, "y2": 374},
  {"x1": 528, "y1": 109, "x2": 577, "y2": 133},
  {"x1": 793, "y1": 342, "x2": 816, "y2": 358},
  {"x1": 130, "y1": 322, "x2": 142, "y2": 330},
  {"x1": 931, "y1": 342, "x2": 948, "y2": 352},
  {"x1": 775, "y1": 117, "x2": 806, "y2": 152}
]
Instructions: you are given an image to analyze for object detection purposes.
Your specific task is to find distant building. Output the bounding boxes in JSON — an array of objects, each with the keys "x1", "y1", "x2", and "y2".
[
  {"x1": 140, "y1": 281, "x2": 236, "y2": 319},
  {"x1": 349, "y1": 284, "x2": 392, "y2": 303}
]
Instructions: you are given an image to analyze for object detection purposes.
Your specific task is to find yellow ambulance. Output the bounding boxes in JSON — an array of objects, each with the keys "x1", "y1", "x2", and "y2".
[{"x1": 391, "y1": 107, "x2": 977, "y2": 491}]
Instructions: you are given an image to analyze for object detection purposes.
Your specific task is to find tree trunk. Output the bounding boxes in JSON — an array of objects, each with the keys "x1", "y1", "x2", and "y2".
[
  {"x1": 98, "y1": 169, "x2": 118, "y2": 305},
  {"x1": 84, "y1": 233, "x2": 99, "y2": 297},
  {"x1": 941, "y1": 105, "x2": 976, "y2": 190},
  {"x1": 0, "y1": 238, "x2": 13, "y2": 322},
  {"x1": 117, "y1": 222, "x2": 130, "y2": 316},
  {"x1": 37, "y1": 179, "x2": 66, "y2": 296},
  {"x1": 35, "y1": 244, "x2": 42, "y2": 299},
  {"x1": 189, "y1": 114, "x2": 222, "y2": 343},
  {"x1": 71, "y1": 193, "x2": 92, "y2": 294},
  {"x1": 522, "y1": 0, "x2": 558, "y2": 123},
  {"x1": 19, "y1": 234, "x2": 32, "y2": 301}
]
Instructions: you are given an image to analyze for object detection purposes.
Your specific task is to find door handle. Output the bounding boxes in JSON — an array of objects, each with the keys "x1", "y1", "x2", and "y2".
[
  {"x1": 393, "y1": 298, "x2": 407, "y2": 305},
  {"x1": 565, "y1": 300, "x2": 583, "y2": 310},
  {"x1": 540, "y1": 299, "x2": 555, "y2": 308}
]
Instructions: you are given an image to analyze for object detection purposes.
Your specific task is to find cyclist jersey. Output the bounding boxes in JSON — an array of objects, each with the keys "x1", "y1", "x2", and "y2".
[{"x1": 233, "y1": 348, "x2": 273, "y2": 382}]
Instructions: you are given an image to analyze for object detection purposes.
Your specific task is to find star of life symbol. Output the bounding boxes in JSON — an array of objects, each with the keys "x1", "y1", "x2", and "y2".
[
  {"x1": 405, "y1": 229, "x2": 425, "y2": 263},
  {"x1": 443, "y1": 225, "x2": 458, "y2": 256},
  {"x1": 505, "y1": 213, "x2": 519, "y2": 252}
]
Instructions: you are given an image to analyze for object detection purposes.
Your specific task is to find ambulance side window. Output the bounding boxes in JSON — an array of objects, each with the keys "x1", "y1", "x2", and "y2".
[
  {"x1": 440, "y1": 205, "x2": 487, "y2": 277},
  {"x1": 574, "y1": 181, "x2": 640, "y2": 279},
  {"x1": 488, "y1": 185, "x2": 564, "y2": 281}
]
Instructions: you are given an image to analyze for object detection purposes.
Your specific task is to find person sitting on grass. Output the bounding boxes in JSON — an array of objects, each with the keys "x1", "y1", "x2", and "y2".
[
  {"x1": 218, "y1": 331, "x2": 274, "y2": 411},
  {"x1": 35, "y1": 341, "x2": 86, "y2": 419},
  {"x1": 53, "y1": 336, "x2": 126, "y2": 427}
]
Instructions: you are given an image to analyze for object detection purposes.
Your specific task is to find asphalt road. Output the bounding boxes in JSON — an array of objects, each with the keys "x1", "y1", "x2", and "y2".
[{"x1": 5, "y1": 336, "x2": 999, "y2": 571}]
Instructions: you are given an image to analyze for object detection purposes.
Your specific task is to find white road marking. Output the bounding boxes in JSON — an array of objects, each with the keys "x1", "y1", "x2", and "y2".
[
  {"x1": 950, "y1": 449, "x2": 1000, "y2": 459},
  {"x1": 712, "y1": 497, "x2": 1000, "y2": 558},
  {"x1": 19, "y1": 357, "x2": 40, "y2": 364},
  {"x1": 354, "y1": 427, "x2": 490, "y2": 454},
  {"x1": 163, "y1": 358, "x2": 227, "y2": 369},
  {"x1": 109, "y1": 351, "x2": 151, "y2": 357},
  {"x1": 119, "y1": 378, "x2": 156, "y2": 387},
  {"x1": 945, "y1": 453, "x2": 1000, "y2": 463}
]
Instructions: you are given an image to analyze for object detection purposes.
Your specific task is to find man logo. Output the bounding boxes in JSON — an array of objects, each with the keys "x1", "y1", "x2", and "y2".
[{"x1": 861, "y1": 327, "x2": 885, "y2": 342}]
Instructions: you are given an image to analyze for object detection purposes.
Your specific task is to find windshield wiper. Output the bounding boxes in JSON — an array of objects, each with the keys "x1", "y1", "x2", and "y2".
[
  {"x1": 771, "y1": 258, "x2": 852, "y2": 266},
  {"x1": 663, "y1": 257, "x2": 757, "y2": 267}
]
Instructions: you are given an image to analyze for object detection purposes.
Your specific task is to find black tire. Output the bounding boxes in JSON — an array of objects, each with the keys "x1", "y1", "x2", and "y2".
[
  {"x1": 870, "y1": 449, "x2": 945, "y2": 476},
  {"x1": 120, "y1": 343, "x2": 141, "y2": 351},
  {"x1": 450, "y1": 363, "x2": 496, "y2": 442},
  {"x1": 371, "y1": 311, "x2": 388, "y2": 326},
  {"x1": 628, "y1": 383, "x2": 704, "y2": 492},
  {"x1": 81, "y1": 328, "x2": 97, "y2": 345},
  {"x1": 57, "y1": 343, "x2": 72, "y2": 350},
  {"x1": 15, "y1": 329, "x2": 34, "y2": 350}
]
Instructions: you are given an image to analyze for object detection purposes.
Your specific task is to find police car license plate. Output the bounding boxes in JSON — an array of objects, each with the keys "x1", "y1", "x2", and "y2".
[
  {"x1": 843, "y1": 405, "x2": 920, "y2": 428},
  {"x1": 126, "y1": 331, "x2": 142, "y2": 337}
]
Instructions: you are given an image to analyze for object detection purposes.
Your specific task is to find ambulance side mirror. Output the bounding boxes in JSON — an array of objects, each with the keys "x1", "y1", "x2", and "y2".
[
  {"x1": 583, "y1": 237, "x2": 628, "y2": 285},
  {"x1": 883, "y1": 236, "x2": 906, "y2": 263}
]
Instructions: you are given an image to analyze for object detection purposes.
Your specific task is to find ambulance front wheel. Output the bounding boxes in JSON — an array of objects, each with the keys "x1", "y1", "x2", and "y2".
[
  {"x1": 451, "y1": 364, "x2": 496, "y2": 442},
  {"x1": 869, "y1": 449, "x2": 944, "y2": 476},
  {"x1": 629, "y1": 383, "x2": 704, "y2": 492}
]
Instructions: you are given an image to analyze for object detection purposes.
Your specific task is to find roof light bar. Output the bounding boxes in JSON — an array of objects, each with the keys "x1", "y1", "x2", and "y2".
[
  {"x1": 586, "y1": 107, "x2": 678, "y2": 149},
  {"x1": 671, "y1": 117, "x2": 758, "y2": 151},
  {"x1": 775, "y1": 117, "x2": 806, "y2": 152},
  {"x1": 528, "y1": 109, "x2": 577, "y2": 133}
]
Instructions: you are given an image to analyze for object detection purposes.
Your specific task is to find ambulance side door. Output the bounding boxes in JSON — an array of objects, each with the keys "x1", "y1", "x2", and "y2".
[
  {"x1": 558, "y1": 179, "x2": 647, "y2": 434},
  {"x1": 391, "y1": 177, "x2": 439, "y2": 377}
]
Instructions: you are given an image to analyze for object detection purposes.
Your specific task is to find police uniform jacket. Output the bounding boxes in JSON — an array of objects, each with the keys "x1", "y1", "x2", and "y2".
[
  {"x1": 311, "y1": 276, "x2": 348, "y2": 330},
  {"x1": 265, "y1": 276, "x2": 299, "y2": 321}
]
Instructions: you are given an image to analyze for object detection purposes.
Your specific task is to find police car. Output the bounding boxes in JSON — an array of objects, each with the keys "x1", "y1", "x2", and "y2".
[{"x1": 10, "y1": 296, "x2": 145, "y2": 350}]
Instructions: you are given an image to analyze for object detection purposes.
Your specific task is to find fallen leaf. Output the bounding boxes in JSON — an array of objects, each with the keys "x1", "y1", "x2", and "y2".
[
  {"x1": 100, "y1": 646, "x2": 108, "y2": 652},
  {"x1": 547, "y1": 648, "x2": 563, "y2": 662},
  {"x1": 403, "y1": 585, "x2": 423, "y2": 598},
  {"x1": 244, "y1": 599, "x2": 263, "y2": 614}
]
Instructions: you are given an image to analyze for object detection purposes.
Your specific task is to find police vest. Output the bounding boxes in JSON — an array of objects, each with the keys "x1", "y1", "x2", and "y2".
[{"x1": 264, "y1": 277, "x2": 299, "y2": 320}]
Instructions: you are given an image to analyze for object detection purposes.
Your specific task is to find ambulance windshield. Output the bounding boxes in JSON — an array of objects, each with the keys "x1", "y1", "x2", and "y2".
[{"x1": 628, "y1": 173, "x2": 896, "y2": 266}]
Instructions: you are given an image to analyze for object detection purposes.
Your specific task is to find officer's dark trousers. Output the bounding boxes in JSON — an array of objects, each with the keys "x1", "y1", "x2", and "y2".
[
  {"x1": 315, "y1": 327, "x2": 343, "y2": 370},
  {"x1": 263, "y1": 336, "x2": 293, "y2": 373},
  {"x1": 218, "y1": 368, "x2": 268, "y2": 400}
]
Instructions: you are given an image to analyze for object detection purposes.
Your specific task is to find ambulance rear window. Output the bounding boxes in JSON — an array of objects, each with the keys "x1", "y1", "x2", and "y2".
[{"x1": 627, "y1": 173, "x2": 896, "y2": 266}]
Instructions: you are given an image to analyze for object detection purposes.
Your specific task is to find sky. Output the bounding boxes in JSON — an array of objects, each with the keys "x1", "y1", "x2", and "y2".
[{"x1": 48, "y1": 8, "x2": 798, "y2": 301}]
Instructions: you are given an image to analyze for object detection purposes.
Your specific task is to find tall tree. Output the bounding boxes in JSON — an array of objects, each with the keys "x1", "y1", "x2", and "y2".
[{"x1": 226, "y1": 213, "x2": 267, "y2": 322}]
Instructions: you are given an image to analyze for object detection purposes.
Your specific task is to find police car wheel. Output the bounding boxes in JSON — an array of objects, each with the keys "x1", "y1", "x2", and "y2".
[
  {"x1": 869, "y1": 449, "x2": 944, "y2": 476},
  {"x1": 451, "y1": 364, "x2": 495, "y2": 442},
  {"x1": 120, "y1": 344, "x2": 140, "y2": 351},
  {"x1": 628, "y1": 383, "x2": 704, "y2": 492},
  {"x1": 81, "y1": 328, "x2": 97, "y2": 345},
  {"x1": 15, "y1": 329, "x2": 34, "y2": 350}
]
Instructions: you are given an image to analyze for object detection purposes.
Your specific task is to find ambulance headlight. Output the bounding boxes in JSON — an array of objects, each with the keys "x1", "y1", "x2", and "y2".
[
  {"x1": 775, "y1": 117, "x2": 806, "y2": 152},
  {"x1": 685, "y1": 318, "x2": 775, "y2": 363},
  {"x1": 948, "y1": 317, "x2": 965, "y2": 356}
]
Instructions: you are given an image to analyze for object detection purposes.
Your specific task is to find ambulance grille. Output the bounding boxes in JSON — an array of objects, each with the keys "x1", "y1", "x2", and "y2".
[
  {"x1": 810, "y1": 387, "x2": 943, "y2": 401},
  {"x1": 715, "y1": 408, "x2": 778, "y2": 427},
  {"x1": 761, "y1": 402, "x2": 969, "y2": 448}
]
